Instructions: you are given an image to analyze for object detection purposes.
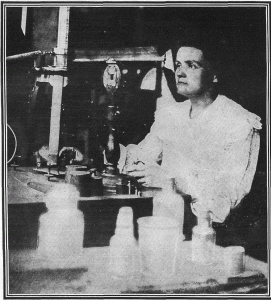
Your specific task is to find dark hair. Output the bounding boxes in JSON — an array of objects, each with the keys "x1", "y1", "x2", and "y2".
[{"x1": 172, "y1": 26, "x2": 232, "y2": 82}]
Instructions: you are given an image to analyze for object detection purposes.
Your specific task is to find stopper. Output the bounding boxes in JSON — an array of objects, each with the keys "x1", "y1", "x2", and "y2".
[
  {"x1": 45, "y1": 183, "x2": 80, "y2": 210},
  {"x1": 116, "y1": 206, "x2": 133, "y2": 228}
]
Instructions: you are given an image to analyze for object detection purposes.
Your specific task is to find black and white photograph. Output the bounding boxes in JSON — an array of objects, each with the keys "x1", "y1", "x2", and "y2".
[{"x1": 2, "y1": 1, "x2": 270, "y2": 297}]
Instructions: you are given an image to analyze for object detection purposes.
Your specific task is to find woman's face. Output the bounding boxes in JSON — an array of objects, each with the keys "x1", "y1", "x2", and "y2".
[{"x1": 175, "y1": 47, "x2": 217, "y2": 98}]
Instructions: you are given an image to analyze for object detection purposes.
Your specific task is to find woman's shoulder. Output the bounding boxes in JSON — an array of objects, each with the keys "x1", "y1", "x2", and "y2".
[{"x1": 216, "y1": 95, "x2": 262, "y2": 130}]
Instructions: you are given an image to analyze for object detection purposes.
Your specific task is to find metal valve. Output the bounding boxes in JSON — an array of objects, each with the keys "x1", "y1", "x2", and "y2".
[{"x1": 103, "y1": 58, "x2": 121, "y2": 93}]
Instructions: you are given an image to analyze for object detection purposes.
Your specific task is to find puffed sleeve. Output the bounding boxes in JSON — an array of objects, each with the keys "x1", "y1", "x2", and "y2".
[
  {"x1": 187, "y1": 115, "x2": 261, "y2": 223},
  {"x1": 121, "y1": 109, "x2": 165, "y2": 170}
]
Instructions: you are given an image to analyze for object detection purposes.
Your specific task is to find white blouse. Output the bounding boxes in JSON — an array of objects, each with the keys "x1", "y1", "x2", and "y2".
[{"x1": 123, "y1": 94, "x2": 262, "y2": 223}]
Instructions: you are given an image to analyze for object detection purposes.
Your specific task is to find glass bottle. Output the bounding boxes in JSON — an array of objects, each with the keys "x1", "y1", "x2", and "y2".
[
  {"x1": 152, "y1": 178, "x2": 185, "y2": 240},
  {"x1": 109, "y1": 207, "x2": 138, "y2": 278},
  {"x1": 37, "y1": 184, "x2": 84, "y2": 259},
  {"x1": 192, "y1": 211, "x2": 216, "y2": 264}
]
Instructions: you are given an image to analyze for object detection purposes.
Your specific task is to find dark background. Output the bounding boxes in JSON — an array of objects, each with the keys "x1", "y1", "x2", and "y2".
[{"x1": 6, "y1": 6, "x2": 267, "y2": 166}]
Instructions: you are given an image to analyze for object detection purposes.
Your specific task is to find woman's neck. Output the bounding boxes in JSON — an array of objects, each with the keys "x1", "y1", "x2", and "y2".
[{"x1": 189, "y1": 91, "x2": 217, "y2": 119}]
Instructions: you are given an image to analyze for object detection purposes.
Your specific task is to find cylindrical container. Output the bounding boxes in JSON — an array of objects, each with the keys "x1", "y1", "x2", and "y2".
[
  {"x1": 109, "y1": 207, "x2": 138, "y2": 278},
  {"x1": 224, "y1": 246, "x2": 245, "y2": 277},
  {"x1": 69, "y1": 170, "x2": 92, "y2": 197},
  {"x1": 90, "y1": 175, "x2": 103, "y2": 196},
  {"x1": 116, "y1": 183, "x2": 129, "y2": 195},
  {"x1": 65, "y1": 165, "x2": 88, "y2": 183},
  {"x1": 192, "y1": 213, "x2": 216, "y2": 265},
  {"x1": 38, "y1": 184, "x2": 84, "y2": 259},
  {"x1": 102, "y1": 173, "x2": 119, "y2": 195},
  {"x1": 137, "y1": 216, "x2": 179, "y2": 278}
]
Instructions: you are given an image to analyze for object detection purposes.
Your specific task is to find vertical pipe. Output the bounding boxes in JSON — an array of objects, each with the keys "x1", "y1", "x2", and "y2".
[
  {"x1": 57, "y1": 7, "x2": 70, "y2": 49},
  {"x1": 48, "y1": 7, "x2": 69, "y2": 164},
  {"x1": 48, "y1": 75, "x2": 64, "y2": 162}
]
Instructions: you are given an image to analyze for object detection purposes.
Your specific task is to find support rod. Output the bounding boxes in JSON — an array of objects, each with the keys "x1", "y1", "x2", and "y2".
[{"x1": 6, "y1": 50, "x2": 43, "y2": 61}]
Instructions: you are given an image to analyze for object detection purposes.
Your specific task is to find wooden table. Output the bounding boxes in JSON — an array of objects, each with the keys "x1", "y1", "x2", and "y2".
[{"x1": 8, "y1": 241, "x2": 268, "y2": 295}]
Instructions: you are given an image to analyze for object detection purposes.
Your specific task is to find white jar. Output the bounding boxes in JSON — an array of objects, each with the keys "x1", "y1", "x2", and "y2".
[
  {"x1": 38, "y1": 208, "x2": 84, "y2": 258},
  {"x1": 37, "y1": 183, "x2": 84, "y2": 259}
]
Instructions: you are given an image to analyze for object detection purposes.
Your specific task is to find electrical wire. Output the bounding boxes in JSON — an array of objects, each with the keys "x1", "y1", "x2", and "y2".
[{"x1": 7, "y1": 124, "x2": 17, "y2": 164}]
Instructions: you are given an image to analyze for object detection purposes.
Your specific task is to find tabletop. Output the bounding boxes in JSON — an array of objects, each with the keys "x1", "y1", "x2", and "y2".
[
  {"x1": 7, "y1": 166, "x2": 158, "y2": 204},
  {"x1": 8, "y1": 241, "x2": 268, "y2": 295}
]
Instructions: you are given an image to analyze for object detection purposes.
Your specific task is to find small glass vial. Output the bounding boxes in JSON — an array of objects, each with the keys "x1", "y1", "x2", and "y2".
[
  {"x1": 192, "y1": 211, "x2": 216, "y2": 264},
  {"x1": 34, "y1": 151, "x2": 42, "y2": 168},
  {"x1": 109, "y1": 207, "x2": 138, "y2": 278}
]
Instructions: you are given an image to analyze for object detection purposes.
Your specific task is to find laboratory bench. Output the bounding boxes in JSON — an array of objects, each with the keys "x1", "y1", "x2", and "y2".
[{"x1": 5, "y1": 166, "x2": 269, "y2": 295}]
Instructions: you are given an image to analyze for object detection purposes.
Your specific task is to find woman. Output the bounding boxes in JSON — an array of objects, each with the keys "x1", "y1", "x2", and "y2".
[{"x1": 123, "y1": 29, "x2": 261, "y2": 223}]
